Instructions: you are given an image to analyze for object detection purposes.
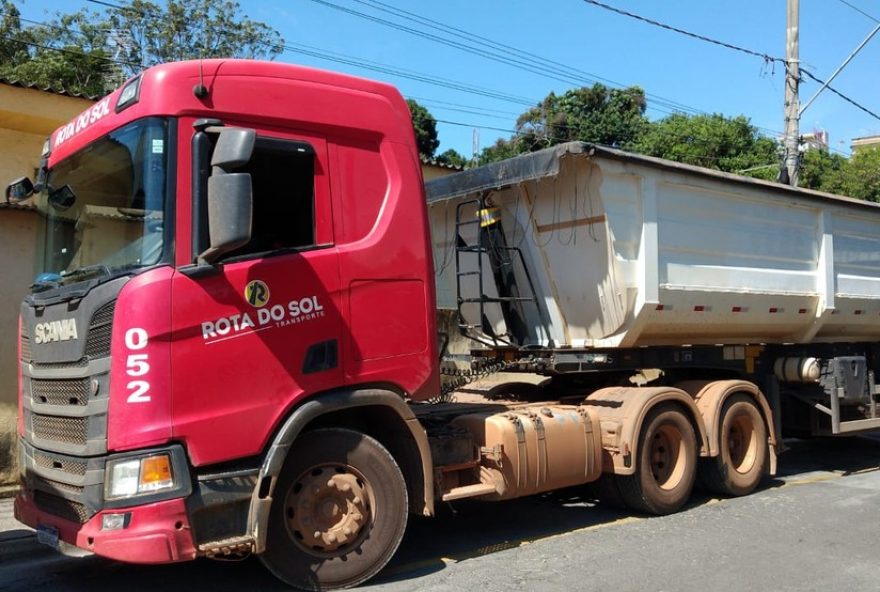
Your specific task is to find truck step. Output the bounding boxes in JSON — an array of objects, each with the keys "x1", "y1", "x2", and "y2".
[
  {"x1": 199, "y1": 535, "x2": 255, "y2": 558},
  {"x1": 441, "y1": 482, "x2": 498, "y2": 502}
]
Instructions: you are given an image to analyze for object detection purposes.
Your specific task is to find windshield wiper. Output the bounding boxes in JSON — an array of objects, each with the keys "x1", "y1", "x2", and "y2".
[{"x1": 61, "y1": 264, "x2": 111, "y2": 284}]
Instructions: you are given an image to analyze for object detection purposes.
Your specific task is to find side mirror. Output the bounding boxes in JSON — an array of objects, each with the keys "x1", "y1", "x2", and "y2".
[
  {"x1": 48, "y1": 184, "x2": 76, "y2": 211},
  {"x1": 198, "y1": 128, "x2": 256, "y2": 265},
  {"x1": 6, "y1": 176, "x2": 34, "y2": 203}
]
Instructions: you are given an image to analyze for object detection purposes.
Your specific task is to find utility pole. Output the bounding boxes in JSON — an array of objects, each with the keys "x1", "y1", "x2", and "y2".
[{"x1": 782, "y1": 0, "x2": 800, "y2": 186}]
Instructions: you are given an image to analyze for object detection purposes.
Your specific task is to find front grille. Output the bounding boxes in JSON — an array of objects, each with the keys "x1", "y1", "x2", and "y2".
[
  {"x1": 34, "y1": 451, "x2": 87, "y2": 477},
  {"x1": 31, "y1": 378, "x2": 90, "y2": 407},
  {"x1": 36, "y1": 476, "x2": 84, "y2": 496},
  {"x1": 20, "y1": 334, "x2": 32, "y2": 362},
  {"x1": 84, "y1": 302, "x2": 115, "y2": 358},
  {"x1": 33, "y1": 490, "x2": 91, "y2": 524},
  {"x1": 31, "y1": 359, "x2": 89, "y2": 370},
  {"x1": 32, "y1": 414, "x2": 87, "y2": 446}
]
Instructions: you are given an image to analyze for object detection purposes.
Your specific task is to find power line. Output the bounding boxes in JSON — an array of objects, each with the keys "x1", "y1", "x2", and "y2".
[
  {"x1": 410, "y1": 100, "x2": 518, "y2": 122},
  {"x1": 0, "y1": 33, "x2": 141, "y2": 69},
  {"x1": 836, "y1": 0, "x2": 879, "y2": 23},
  {"x1": 407, "y1": 95, "x2": 521, "y2": 117},
  {"x1": 307, "y1": 0, "x2": 703, "y2": 118},
  {"x1": 308, "y1": 0, "x2": 785, "y2": 138},
  {"x1": 306, "y1": 0, "x2": 622, "y2": 97},
  {"x1": 281, "y1": 41, "x2": 537, "y2": 105},
  {"x1": 581, "y1": 0, "x2": 783, "y2": 63},
  {"x1": 21, "y1": 2, "x2": 792, "y2": 157},
  {"x1": 350, "y1": 0, "x2": 702, "y2": 116},
  {"x1": 801, "y1": 69, "x2": 880, "y2": 122},
  {"x1": 82, "y1": 0, "x2": 541, "y2": 107}
]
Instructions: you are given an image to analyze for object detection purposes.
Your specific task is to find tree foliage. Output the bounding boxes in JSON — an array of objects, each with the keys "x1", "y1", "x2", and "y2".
[
  {"x1": 633, "y1": 113, "x2": 778, "y2": 174},
  {"x1": 515, "y1": 83, "x2": 648, "y2": 151},
  {"x1": 820, "y1": 147, "x2": 880, "y2": 202},
  {"x1": 407, "y1": 99, "x2": 440, "y2": 158},
  {"x1": 435, "y1": 148, "x2": 467, "y2": 168},
  {"x1": 0, "y1": 0, "x2": 282, "y2": 96}
]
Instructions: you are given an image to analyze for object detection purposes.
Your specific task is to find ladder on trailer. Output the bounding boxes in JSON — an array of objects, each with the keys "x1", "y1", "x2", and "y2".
[{"x1": 453, "y1": 197, "x2": 545, "y2": 348}]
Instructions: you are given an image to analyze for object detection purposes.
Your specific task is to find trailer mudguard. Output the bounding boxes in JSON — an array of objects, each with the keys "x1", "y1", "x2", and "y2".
[
  {"x1": 675, "y1": 379, "x2": 778, "y2": 475},
  {"x1": 245, "y1": 388, "x2": 434, "y2": 553},
  {"x1": 582, "y1": 386, "x2": 710, "y2": 476}
]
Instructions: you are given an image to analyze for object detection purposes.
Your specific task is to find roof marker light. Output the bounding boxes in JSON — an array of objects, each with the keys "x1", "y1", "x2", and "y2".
[{"x1": 115, "y1": 75, "x2": 142, "y2": 113}]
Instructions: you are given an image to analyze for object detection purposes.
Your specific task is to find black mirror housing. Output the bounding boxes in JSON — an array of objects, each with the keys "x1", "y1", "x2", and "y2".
[
  {"x1": 199, "y1": 173, "x2": 253, "y2": 264},
  {"x1": 198, "y1": 128, "x2": 257, "y2": 265},
  {"x1": 6, "y1": 176, "x2": 34, "y2": 203},
  {"x1": 211, "y1": 128, "x2": 256, "y2": 170}
]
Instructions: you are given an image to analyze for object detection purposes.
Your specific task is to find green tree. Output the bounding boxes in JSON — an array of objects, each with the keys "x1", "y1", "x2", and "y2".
[
  {"x1": 406, "y1": 99, "x2": 440, "y2": 158},
  {"x1": 0, "y1": 1, "x2": 28, "y2": 65},
  {"x1": 633, "y1": 113, "x2": 778, "y2": 174},
  {"x1": 798, "y1": 148, "x2": 847, "y2": 193},
  {"x1": 476, "y1": 137, "x2": 521, "y2": 165},
  {"x1": 823, "y1": 147, "x2": 880, "y2": 202},
  {"x1": 0, "y1": 0, "x2": 283, "y2": 96},
  {"x1": 435, "y1": 148, "x2": 467, "y2": 168},
  {"x1": 515, "y1": 83, "x2": 648, "y2": 152}
]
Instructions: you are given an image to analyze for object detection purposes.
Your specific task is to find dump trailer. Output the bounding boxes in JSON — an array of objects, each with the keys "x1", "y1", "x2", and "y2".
[
  {"x1": 426, "y1": 141, "x2": 880, "y2": 438},
  {"x1": 7, "y1": 60, "x2": 880, "y2": 591}
]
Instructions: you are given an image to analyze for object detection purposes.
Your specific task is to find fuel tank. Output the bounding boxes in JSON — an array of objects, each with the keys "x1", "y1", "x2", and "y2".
[{"x1": 452, "y1": 405, "x2": 602, "y2": 500}]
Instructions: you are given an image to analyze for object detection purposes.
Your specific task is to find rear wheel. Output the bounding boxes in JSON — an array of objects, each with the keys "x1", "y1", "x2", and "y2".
[
  {"x1": 618, "y1": 404, "x2": 697, "y2": 515},
  {"x1": 261, "y1": 428, "x2": 408, "y2": 591},
  {"x1": 701, "y1": 394, "x2": 768, "y2": 496}
]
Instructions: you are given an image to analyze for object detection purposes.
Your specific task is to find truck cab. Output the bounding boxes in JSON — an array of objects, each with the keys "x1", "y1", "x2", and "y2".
[{"x1": 11, "y1": 60, "x2": 438, "y2": 586}]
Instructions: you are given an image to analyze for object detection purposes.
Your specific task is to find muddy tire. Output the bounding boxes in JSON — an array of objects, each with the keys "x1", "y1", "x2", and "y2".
[
  {"x1": 701, "y1": 394, "x2": 768, "y2": 496},
  {"x1": 590, "y1": 474, "x2": 627, "y2": 510},
  {"x1": 261, "y1": 428, "x2": 408, "y2": 590},
  {"x1": 617, "y1": 404, "x2": 697, "y2": 515}
]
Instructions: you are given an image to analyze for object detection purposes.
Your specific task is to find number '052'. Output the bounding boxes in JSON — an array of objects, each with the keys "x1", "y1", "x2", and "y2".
[{"x1": 124, "y1": 328, "x2": 151, "y2": 403}]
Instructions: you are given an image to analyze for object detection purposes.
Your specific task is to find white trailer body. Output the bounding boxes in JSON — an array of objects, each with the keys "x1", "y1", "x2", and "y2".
[{"x1": 426, "y1": 143, "x2": 880, "y2": 349}]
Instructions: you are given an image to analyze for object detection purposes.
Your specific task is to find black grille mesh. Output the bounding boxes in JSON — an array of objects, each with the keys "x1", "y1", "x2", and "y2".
[
  {"x1": 84, "y1": 302, "x2": 115, "y2": 358},
  {"x1": 36, "y1": 476, "x2": 84, "y2": 496},
  {"x1": 31, "y1": 359, "x2": 88, "y2": 370},
  {"x1": 31, "y1": 378, "x2": 90, "y2": 406},
  {"x1": 32, "y1": 414, "x2": 87, "y2": 446},
  {"x1": 33, "y1": 490, "x2": 91, "y2": 524},
  {"x1": 33, "y1": 451, "x2": 87, "y2": 476},
  {"x1": 20, "y1": 333, "x2": 31, "y2": 362}
]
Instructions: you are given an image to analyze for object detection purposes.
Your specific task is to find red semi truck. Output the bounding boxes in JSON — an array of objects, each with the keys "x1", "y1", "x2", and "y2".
[{"x1": 8, "y1": 59, "x2": 880, "y2": 590}]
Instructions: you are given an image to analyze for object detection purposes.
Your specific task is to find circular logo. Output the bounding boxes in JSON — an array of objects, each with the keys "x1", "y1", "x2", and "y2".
[{"x1": 244, "y1": 280, "x2": 270, "y2": 308}]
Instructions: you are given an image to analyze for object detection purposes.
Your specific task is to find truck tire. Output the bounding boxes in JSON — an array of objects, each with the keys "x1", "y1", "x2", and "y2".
[
  {"x1": 617, "y1": 404, "x2": 697, "y2": 515},
  {"x1": 701, "y1": 394, "x2": 768, "y2": 496},
  {"x1": 261, "y1": 428, "x2": 408, "y2": 590}
]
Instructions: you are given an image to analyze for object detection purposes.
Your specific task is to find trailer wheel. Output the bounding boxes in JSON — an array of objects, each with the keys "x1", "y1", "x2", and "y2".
[
  {"x1": 618, "y1": 404, "x2": 697, "y2": 515},
  {"x1": 701, "y1": 394, "x2": 768, "y2": 496},
  {"x1": 261, "y1": 428, "x2": 408, "y2": 590}
]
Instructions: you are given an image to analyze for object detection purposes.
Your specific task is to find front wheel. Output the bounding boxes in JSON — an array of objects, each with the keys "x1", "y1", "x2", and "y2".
[
  {"x1": 617, "y1": 404, "x2": 697, "y2": 515},
  {"x1": 261, "y1": 428, "x2": 408, "y2": 591}
]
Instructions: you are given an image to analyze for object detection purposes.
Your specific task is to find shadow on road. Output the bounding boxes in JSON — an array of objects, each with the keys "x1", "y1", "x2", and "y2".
[{"x1": 3, "y1": 437, "x2": 879, "y2": 591}]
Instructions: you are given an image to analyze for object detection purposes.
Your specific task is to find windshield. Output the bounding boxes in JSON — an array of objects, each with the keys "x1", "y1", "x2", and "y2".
[{"x1": 36, "y1": 117, "x2": 171, "y2": 287}]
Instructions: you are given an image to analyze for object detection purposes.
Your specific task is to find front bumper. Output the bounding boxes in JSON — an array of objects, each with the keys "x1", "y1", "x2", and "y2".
[{"x1": 15, "y1": 491, "x2": 197, "y2": 563}]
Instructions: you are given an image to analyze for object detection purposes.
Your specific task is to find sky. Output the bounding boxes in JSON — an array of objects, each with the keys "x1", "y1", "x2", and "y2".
[{"x1": 17, "y1": 0, "x2": 880, "y2": 159}]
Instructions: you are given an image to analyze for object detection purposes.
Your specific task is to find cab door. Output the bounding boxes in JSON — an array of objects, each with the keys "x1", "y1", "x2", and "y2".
[{"x1": 170, "y1": 131, "x2": 341, "y2": 466}]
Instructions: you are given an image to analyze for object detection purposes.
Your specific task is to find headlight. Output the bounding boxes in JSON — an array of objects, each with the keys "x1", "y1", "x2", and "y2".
[{"x1": 106, "y1": 453, "x2": 174, "y2": 500}]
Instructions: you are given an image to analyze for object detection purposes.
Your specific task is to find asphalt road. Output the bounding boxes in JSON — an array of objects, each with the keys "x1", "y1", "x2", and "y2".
[{"x1": 1, "y1": 436, "x2": 879, "y2": 591}]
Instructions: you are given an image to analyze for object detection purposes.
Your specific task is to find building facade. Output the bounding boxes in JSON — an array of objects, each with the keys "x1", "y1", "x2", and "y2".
[{"x1": 0, "y1": 80, "x2": 94, "y2": 484}]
